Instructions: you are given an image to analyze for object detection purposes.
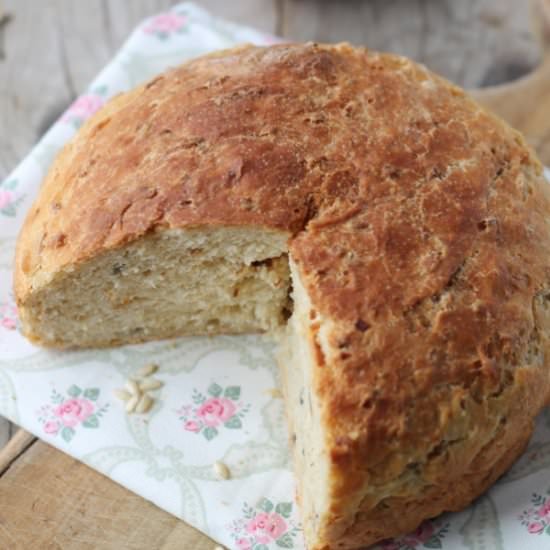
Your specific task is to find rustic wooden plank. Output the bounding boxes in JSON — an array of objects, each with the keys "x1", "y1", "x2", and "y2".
[
  {"x1": 0, "y1": 0, "x2": 71, "y2": 180},
  {"x1": 57, "y1": 0, "x2": 276, "y2": 94},
  {"x1": 0, "y1": 428, "x2": 34, "y2": 474},
  {"x1": 0, "y1": 419, "x2": 12, "y2": 449},
  {"x1": 95, "y1": 0, "x2": 174, "y2": 52},
  {"x1": 0, "y1": 430, "x2": 216, "y2": 550},
  {"x1": 472, "y1": 0, "x2": 550, "y2": 164},
  {"x1": 280, "y1": 0, "x2": 539, "y2": 89},
  {"x1": 473, "y1": 61, "x2": 550, "y2": 164},
  {"x1": 188, "y1": 0, "x2": 277, "y2": 33}
]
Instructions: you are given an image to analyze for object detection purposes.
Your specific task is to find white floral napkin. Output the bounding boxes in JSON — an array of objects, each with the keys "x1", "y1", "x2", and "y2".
[{"x1": 1, "y1": 4, "x2": 550, "y2": 549}]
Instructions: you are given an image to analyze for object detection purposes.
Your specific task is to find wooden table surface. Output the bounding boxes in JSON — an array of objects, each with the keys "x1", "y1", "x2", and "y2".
[{"x1": 2, "y1": 0, "x2": 550, "y2": 548}]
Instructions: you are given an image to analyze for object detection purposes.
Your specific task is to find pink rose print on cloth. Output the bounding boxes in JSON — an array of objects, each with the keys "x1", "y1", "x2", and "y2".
[
  {"x1": 519, "y1": 489, "x2": 550, "y2": 536},
  {"x1": 0, "y1": 190, "x2": 13, "y2": 210},
  {"x1": 36, "y1": 385, "x2": 109, "y2": 443},
  {"x1": 142, "y1": 12, "x2": 187, "y2": 40},
  {"x1": 177, "y1": 383, "x2": 250, "y2": 441},
  {"x1": 43, "y1": 421, "x2": 60, "y2": 435},
  {"x1": 540, "y1": 499, "x2": 550, "y2": 521},
  {"x1": 62, "y1": 85, "x2": 108, "y2": 128},
  {"x1": 236, "y1": 538, "x2": 252, "y2": 550},
  {"x1": 227, "y1": 498, "x2": 301, "y2": 549},
  {"x1": 54, "y1": 398, "x2": 95, "y2": 428},
  {"x1": 380, "y1": 520, "x2": 449, "y2": 549},
  {"x1": 183, "y1": 420, "x2": 201, "y2": 433},
  {"x1": 0, "y1": 178, "x2": 24, "y2": 217},
  {"x1": 0, "y1": 301, "x2": 17, "y2": 330},
  {"x1": 528, "y1": 521, "x2": 545, "y2": 534},
  {"x1": 197, "y1": 397, "x2": 236, "y2": 426}
]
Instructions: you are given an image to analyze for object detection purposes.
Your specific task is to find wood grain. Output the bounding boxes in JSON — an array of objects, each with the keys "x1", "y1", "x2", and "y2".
[
  {"x1": 0, "y1": 420, "x2": 17, "y2": 451},
  {"x1": 0, "y1": 430, "x2": 216, "y2": 549},
  {"x1": 471, "y1": 0, "x2": 550, "y2": 164},
  {"x1": 0, "y1": 429, "x2": 34, "y2": 474}
]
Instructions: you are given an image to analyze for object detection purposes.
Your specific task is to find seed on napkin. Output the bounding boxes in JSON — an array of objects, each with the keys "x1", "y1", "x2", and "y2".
[
  {"x1": 213, "y1": 460, "x2": 231, "y2": 480},
  {"x1": 138, "y1": 378, "x2": 163, "y2": 391},
  {"x1": 135, "y1": 393, "x2": 153, "y2": 414},
  {"x1": 112, "y1": 388, "x2": 131, "y2": 402},
  {"x1": 136, "y1": 363, "x2": 158, "y2": 378}
]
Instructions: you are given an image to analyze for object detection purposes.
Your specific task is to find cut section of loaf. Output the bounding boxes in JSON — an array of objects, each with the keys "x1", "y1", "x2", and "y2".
[
  {"x1": 278, "y1": 257, "x2": 329, "y2": 542},
  {"x1": 14, "y1": 43, "x2": 550, "y2": 549},
  {"x1": 18, "y1": 226, "x2": 290, "y2": 347}
]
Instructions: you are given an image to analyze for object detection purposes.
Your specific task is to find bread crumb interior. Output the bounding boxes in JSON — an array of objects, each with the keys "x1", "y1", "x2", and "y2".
[{"x1": 22, "y1": 227, "x2": 291, "y2": 346}]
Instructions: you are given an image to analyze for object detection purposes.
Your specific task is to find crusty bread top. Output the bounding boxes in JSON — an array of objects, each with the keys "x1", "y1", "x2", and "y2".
[{"x1": 15, "y1": 44, "x2": 550, "y2": 497}]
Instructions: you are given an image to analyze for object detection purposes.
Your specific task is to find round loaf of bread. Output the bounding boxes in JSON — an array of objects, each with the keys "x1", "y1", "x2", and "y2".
[{"x1": 14, "y1": 43, "x2": 550, "y2": 548}]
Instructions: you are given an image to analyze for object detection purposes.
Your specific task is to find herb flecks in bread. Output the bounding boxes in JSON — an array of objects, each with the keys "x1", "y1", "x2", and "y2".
[{"x1": 14, "y1": 44, "x2": 550, "y2": 549}]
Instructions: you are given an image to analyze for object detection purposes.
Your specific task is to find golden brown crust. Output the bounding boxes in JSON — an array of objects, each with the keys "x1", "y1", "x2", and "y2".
[{"x1": 14, "y1": 43, "x2": 550, "y2": 548}]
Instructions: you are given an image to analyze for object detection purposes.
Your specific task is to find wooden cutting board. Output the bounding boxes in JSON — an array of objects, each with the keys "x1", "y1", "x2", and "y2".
[
  {"x1": 2, "y1": 2, "x2": 550, "y2": 549},
  {"x1": 0, "y1": 431, "x2": 215, "y2": 549}
]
